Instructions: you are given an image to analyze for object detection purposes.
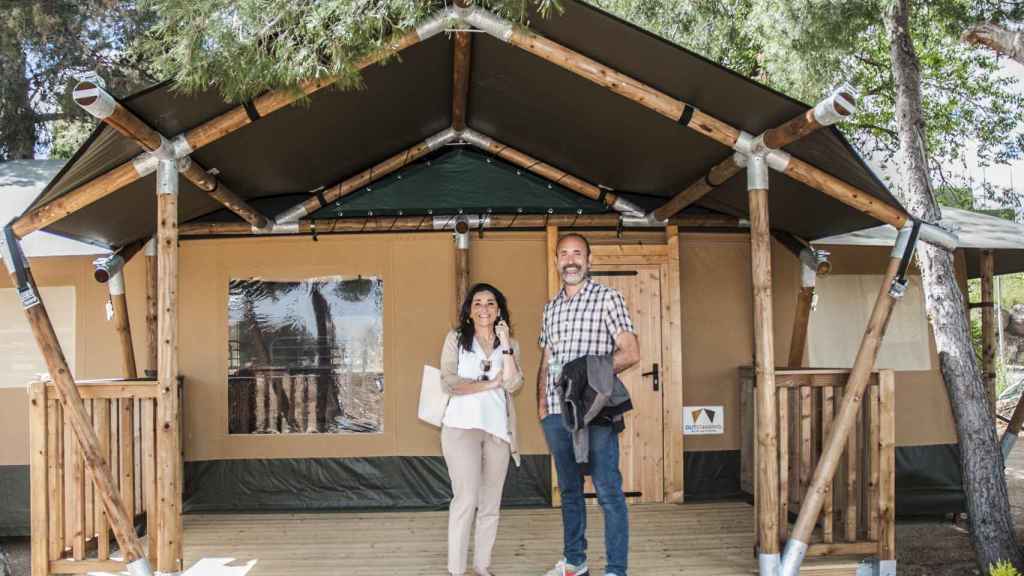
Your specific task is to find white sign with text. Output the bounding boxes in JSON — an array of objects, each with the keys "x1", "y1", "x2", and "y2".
[{"x1": 683, "y1": 405, "x2": 724, "y2": 435}]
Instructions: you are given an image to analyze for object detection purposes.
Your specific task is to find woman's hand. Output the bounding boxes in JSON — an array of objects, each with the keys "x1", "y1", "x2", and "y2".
[{"x1": 495, "y1": 320, "x2": 510, "y2": 349}]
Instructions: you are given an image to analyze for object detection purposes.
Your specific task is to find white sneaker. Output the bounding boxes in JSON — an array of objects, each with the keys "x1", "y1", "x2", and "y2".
[{"x1": 543, "y1": 558, "x2": 589, "y2": 576}]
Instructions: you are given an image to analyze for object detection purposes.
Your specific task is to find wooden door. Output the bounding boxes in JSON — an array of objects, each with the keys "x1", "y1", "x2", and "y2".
[{"x1": 584, "y1": 266, "x2": 665, "y2": 503}]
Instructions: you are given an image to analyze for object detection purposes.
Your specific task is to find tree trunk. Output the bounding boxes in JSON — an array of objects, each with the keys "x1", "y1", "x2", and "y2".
[
  {"x1": 963, "y1": 23, "x2": 1024, "y2": 64},
  {"x1": 887, "y1": 1, "x2": 1024, "y2": 571},
  {"x1": 0, "y1": 35, "x2": 37, "y2": 159}
]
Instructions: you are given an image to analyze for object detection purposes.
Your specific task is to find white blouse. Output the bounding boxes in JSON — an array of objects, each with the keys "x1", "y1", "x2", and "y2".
[{"x1": 442, "y1": 337, "x2": 510, "y2": 443}]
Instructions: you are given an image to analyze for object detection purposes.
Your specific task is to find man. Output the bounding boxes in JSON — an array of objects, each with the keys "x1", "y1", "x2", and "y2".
[{"x1": 538, "y1": 233, "x2": 640, "y2": 576}]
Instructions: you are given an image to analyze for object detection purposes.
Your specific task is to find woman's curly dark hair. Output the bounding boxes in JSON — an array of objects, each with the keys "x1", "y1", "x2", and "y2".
[{"x1": 457, "y1": 283, "x2": 512, "y2": 352}]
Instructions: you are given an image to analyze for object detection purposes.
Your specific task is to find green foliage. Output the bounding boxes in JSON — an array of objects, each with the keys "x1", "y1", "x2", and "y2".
[
  {"x1": 0, "y1": 1, "x2": 157, "y2": 159},
  {"x1": 990, "y1": 560, "x2": 1022, "y2": 576},
  {"x1": 590, "y1": 0, "x2": 1024, "y2": 208}
]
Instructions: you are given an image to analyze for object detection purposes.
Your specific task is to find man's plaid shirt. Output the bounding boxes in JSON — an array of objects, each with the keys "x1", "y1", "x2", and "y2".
[{"x1": 539, "y1": 278, "x2": 636, "y2": 415}]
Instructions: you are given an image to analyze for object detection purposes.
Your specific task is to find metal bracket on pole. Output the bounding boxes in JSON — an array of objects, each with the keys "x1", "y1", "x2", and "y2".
[
  {"x1": 759, "y1": 553, "x2": 781, "y2": 576},
  {"x1": 780, "y1": 538, "x2": 808, "y2": 576},
  {"x1": 889, "y1": 220, "x2": 922, "y2": 299},
  {"x1": 453, "y1": 215, "x2": 471, "y2": 249},
  {"x1": 855, "y1": 558, "x2": 897, "y2": 576}
]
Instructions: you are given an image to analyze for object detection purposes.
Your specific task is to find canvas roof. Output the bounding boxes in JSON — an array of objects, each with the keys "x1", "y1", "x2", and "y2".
[
  {"x1": 815, "y1": 207, "x2": 1024, "y2": 278},
  {"x1": 0, "y1": 160, "x2": 107, "y2": 257},
  {"x1": 22, "y1": 0, "x2": 903, "y2": 249}
]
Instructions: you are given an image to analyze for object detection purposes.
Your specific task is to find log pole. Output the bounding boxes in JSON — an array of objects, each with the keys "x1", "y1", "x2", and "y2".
[
  {"x1": 155, "y1": 157, "x2": 182, "y2": 573},
  {"x1": 653, "y1": 155, "x2": 743, "y2": 221},
  {"x1": 747, "y1": 154, "x2": 780, "y2": 575},
  {"x1": 11, "y1": 11, "x2": 455, "y2": 239},
  {"x1": 779, "y1": 227, "x2": 914, "y2": 576},
  {"x1": 454, "y1": 218, "x2": 471, "y2": 317},
  {"x1": 144, "y1": 239, "x2": 158, "y2": 378},
  {"x1": 452, "y1": 0, "x2": 472, "y2": 132},
  {"x1": 788, "y1": 249, "x2": 830, "y2": 367},
  {"x1": 0, "y1": 229, "x2": 152, "y2": 574}
]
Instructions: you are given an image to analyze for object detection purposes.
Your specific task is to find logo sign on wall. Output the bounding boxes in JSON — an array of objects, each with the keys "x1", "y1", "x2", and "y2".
[{"x1": 683, "y1": 405, "x2": 724, "y2": 435}]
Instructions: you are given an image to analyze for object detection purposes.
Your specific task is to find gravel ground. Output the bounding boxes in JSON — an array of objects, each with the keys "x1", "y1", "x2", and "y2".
[{"x1": 5, "y1": 446, "x2": 1024, "y2": 575}]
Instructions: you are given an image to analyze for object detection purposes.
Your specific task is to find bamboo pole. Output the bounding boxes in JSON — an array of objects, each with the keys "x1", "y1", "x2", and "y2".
[
  {"x1": 73, "y1": 80, "x2": 271, "y2": 230},
  {"x1": 155, "y1": 158, "x2": 182, "y2": 573},
  {"x1": 11, "y1": 14, "x2": 453, "y2": 239},
  {"x1": 981, "y1": 250, "x2": 996, "y2": 413},
  {"x1": 29, "y1": 381, "x2": 48, "y2": 576},
  {"x1": 747, "y1": 154, "x2": 780, "y2": 572},
  {"x1": 652, "y1": 155, "x2": 742, "y2": 221},
  {"x1": 144, "y1": 239, "x2": 158, "y2": 377},
  {"x1": 0, "y1": 233, "x2": 150, "y2": 570},
  {"x1": 780, "y1": 255, "x2": 903, "y2": 576}
]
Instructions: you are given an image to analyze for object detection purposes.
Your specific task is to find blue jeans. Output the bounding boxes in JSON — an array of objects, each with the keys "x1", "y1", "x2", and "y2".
[{"x1": 542, "y1": 414, "x2": 629, "y2": 576}]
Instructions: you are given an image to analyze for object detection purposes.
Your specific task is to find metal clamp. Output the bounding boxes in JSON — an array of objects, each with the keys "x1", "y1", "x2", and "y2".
[{"x1": 889, "y1": 220, "x2": 922, "y2": 299}]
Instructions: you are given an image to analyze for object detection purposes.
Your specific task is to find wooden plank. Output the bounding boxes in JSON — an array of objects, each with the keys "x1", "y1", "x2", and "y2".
[
  {"x1": 47, "y1": 398, "x2": 64, "y2": 560},
  {"x1": 142, "y1": 398, "x2": 158, "y2": 562},
  {"x1": 591, "y1": 244, "x2": 669, "y2": 258},
  {"x1": 157, "y1": 183, "x2": 183, "y2": 572},
  {"x1": 748, "y1": 187, "x2": 779, "y2": 555},
  {"x1": 83, "y1": 403, "x2": 94, "y2": 544},
  {"x1": 120, "y1": 398, "x2": 136, "y2": 519},
  {"x1": 821, "y1": 385, "x2": 834, "y2": 544},
  {"x1": 46, "y1": 381, "x2": 159, "y2": 399},
  {"x1": 94, "y1": 399, "x2": 110, "y2": 560},
  {"x1": 867, "y1": 381, "x2": 880, "y2": 542},
  {"x1": 800, "y1": 385, "x2": 812, "y2": 504},
  {"x1": 878, "y1": 370, "x2": 896, "y2": 561},
  {"x1": 777, "y1": 386, "x2": 789, "y2": 541},
  {"x1": 739, "y1": 372, "x2": 753, "y2": 495},
  {"x1": 29, "y1": 382, "x2": 49, "y2": 576},
  {"x1": 805, "y1": 541, "x2": 880, "y2": 558},
  {"x1": 49, "y1": 559, "x2": 127, "y2": 574},
  {"x1": 664, "y1": 226, "x2": 684, "y2": 502},
  {"x1": 69, "y1": 406, "x2": 85, "y2": 560},
  {"x1": 846, "y1": 396, "x2": 858, "y2": 542}
]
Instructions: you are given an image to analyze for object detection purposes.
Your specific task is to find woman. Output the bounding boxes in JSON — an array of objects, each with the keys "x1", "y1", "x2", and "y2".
[{"x1": 440, "y1": 283, "x2": 523, "y2": 576}]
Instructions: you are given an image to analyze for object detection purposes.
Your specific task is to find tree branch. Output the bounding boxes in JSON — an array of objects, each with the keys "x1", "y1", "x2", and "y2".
[{"x1": 963, "y1": 22, "x2": 1024, "y2": 64}]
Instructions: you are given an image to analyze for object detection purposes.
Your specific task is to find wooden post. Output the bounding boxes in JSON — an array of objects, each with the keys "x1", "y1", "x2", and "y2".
[
  {"x1": 141, "y1": 398, "x2": 157, "y2": 561},
  {"x1": 782, "y1": 256, "x2": 902, "y2": 575},
  {"x1": 747, "y1": 153, "x2": 780, "y2": 571},
  {"x1": 664, "y1": 225, "x2": 685, "y2": 501},
  {"x1": 454, "y1": 219, "x2": 470, "y2": 315},
  {"x1": 108, "y1": 271, "x2": 138, "y2": 378},
  {"x1": 29, "y1": 381, "x2": 48, "y2": 576},
  {"x1": 94, "y1": 398, "x2": 111, "y2": 560},
  {"x1": 144, "y1": 239, "x2": 158, "y2": 377},
  {"x1": 304, "y1": 375, "x2": 318, "y2": 433},
  {"x1": 46, "y1": 399, "x2": 63, "y2": 561},
  {"x1": 155, "y1": 157, "x2": 182, "y2": 573},
  {"x1": 0, "y1": 233, "x2": 150, "y2": 568},
  {"x1": 877, "y1": 370, "x2": 896, "y2": 566},
  {"x1": 981, "y1": 250, "x2": 996, "y2": 414}
]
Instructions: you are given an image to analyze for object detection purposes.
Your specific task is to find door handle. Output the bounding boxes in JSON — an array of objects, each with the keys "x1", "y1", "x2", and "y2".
[{"x1": 642, "y1": 363, "x2": 659, "y2": 391}]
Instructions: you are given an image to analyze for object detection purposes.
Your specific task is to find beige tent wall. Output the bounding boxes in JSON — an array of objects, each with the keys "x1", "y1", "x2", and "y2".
[{"x1": 0, "y1": 254, "x2": 148, "y2": 467}]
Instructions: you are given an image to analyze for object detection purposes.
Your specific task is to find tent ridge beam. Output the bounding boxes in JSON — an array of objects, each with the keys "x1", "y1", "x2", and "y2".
[
  {"x1": 451, "y1": 0, "x2": 472, "y2": 132},
  {"x1": 10, "y1": 9, "x2": 453, "y2": 239}
]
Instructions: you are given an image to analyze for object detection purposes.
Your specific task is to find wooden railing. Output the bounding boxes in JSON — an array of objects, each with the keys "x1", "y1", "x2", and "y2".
[
  {"x1": 28, "y1": 378, "x2": 180, "y2": 575},
  {"x1": 740, "y1": 368, "x2": 895, "y2": 560}
]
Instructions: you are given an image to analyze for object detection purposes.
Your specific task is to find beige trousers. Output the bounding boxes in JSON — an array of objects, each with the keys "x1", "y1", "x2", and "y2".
[{"x1": 441, "y1": 426, "x2": 511, "y2": 575}]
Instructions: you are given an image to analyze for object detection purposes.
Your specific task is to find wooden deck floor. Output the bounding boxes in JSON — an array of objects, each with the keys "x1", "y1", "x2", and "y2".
[{"x1": 183, "y1": 502, "x2": 860, "y2": 575}]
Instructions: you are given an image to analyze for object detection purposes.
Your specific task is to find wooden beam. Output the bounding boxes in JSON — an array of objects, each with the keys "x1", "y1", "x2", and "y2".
[
  {"x1": 451, "y1": 0, "x2": 472, "y2": 132},
  {"x1": 749, "y1": 185, "x2": 780, "y2": 559},
  {"x1": 788, "y1": 287, "x2": 815, "y2": 367},
  {"x1": 653, "y1": 155, "x2": 742, "y2": 221},
  {"x1": 0, "y1": 236, "x2": 148, "y2": 565},
  {"x1": 762, "y1": 88, "x2": 855, "y2": 150},
  {"x1": 466, "y1": 9, "x2": 908, "y2": 228},
  {"x1": 462, "y1": 129, "x2": 619, "y2": 207},
  {"x1": 664, "y1": 225, "x2": 684, "y2": 502},
  {"x1": 981, "y1": 249, "x2": 996, "y2": 413},
  {"x1": 454, "y1": 225, "x2": 470, "y2": 314},
  {"x1": 73, "y1": 81, "x2": 271, "y2": 230},
  {"x1": 109, "y1": 275, "x2": 138, "y2": 379},
  {"x1": 275, "y1": 131, "x2": 453, "y2": 222},
  {"x1": 878, "y1": 369, "x2": 896, "y2": 562},
  {"x1": 155, "y1": 159, "x2": 182, "y2": 573},
  {"x1": 11, "y1": 17, "x2": 446, "y2": 239},
  {"x1": 787, "y1": 256, "x2": 902, "y2": 562}
]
